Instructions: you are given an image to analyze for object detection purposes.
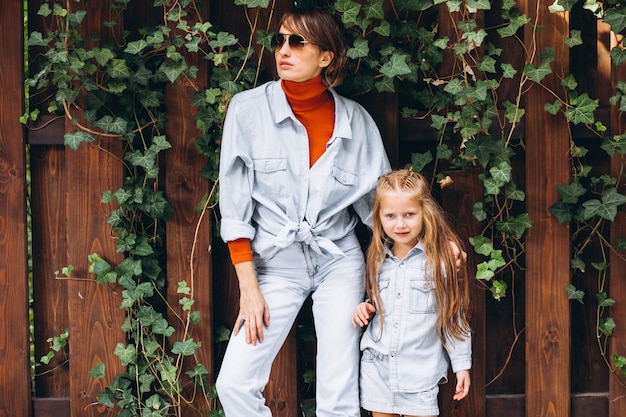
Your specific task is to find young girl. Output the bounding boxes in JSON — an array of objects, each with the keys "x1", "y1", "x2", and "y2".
[{"x1": 352, "y1": 169, "x2": 472, "y2": 417}]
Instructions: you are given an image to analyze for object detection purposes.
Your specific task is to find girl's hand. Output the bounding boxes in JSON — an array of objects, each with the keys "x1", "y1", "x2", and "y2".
[
  {"x1": 453, "y1": 370, "x2": 471, "y2": 401},
  {"x1": 351, "y1": 302, "x2": 376, "y2": 328}
]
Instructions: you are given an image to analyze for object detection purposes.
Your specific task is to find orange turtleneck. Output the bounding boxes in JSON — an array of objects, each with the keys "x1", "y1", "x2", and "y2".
[{"x1": 227, "y1": 76, "x2": 335, "y2": 265}]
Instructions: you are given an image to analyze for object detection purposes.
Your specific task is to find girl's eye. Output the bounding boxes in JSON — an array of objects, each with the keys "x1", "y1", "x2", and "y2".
[{"x1": 405, "y1": 212, "x2": 414, "y2": 217}]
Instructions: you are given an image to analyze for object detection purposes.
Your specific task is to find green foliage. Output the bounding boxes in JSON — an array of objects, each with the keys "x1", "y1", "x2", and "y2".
[{"x1": 26, "y1": 0, "x2": 626, "y2": 411}]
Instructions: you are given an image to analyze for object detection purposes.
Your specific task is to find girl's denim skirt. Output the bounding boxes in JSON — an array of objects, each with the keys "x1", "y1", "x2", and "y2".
[{"x1": 360, "y1": 348, "x2": 440, "y2": 416}]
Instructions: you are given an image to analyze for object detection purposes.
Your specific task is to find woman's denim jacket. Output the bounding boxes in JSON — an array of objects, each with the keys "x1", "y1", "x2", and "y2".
[
  {"x1": 360, "y1": 243, "x2": 472, "y2": 392},
  {"x1": 218, "y1": 80, "x2": 391, "y2": 261}
]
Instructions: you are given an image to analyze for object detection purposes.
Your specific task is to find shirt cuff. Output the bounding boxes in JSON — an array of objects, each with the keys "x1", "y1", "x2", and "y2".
[{"x1": 227, "y1": 238, "x2": 254, "y2": 264}]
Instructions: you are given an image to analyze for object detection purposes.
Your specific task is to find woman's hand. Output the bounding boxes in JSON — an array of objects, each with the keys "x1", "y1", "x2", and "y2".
[
  {"x1": 233, "y1": 261, "x2": 270, "y2": 345},
  {"x1": 351, "y1": 302, "x2": 376, "y2": 328},
  {"x1": 453, "y1": 370, "x2": 471, "y2": 401},
  {"x1": 449, "y1": 240, "x2": 467, "y2": 268}
]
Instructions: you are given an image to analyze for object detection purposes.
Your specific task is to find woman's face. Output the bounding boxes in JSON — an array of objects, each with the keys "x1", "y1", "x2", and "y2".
[{"x1": 274, "y1": 24, "x2": 333, "y2": 83}]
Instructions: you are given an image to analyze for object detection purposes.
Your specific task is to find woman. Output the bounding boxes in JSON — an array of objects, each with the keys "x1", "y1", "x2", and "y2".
[{"x1": 216, "y1": 7, "x2": 391, "y2": 417}]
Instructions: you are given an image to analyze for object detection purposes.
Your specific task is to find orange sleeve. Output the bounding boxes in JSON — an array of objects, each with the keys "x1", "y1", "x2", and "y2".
[{"x1": 227, "y1": 238, "x2": 254, "y2": 264}]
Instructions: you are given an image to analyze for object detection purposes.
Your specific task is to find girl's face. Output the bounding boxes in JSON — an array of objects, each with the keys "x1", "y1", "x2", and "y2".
[
  {"x1": 379, "y1": 190, "x2": 424, "y2": 259},
  {"x1": 274, "y1": 25, "x2": 333, "y2": 83}
]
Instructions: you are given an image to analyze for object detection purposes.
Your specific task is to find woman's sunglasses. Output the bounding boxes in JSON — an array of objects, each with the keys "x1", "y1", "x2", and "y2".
[{"x1": 271, "y1": 33, "x2": 310, "y2": 51}]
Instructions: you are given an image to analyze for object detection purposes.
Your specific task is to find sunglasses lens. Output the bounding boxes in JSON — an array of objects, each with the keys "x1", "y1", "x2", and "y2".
[
  {"x1": 272, "y1": 33, "x2": 307, "y2": 50},
  {"x1": 272, "y1": 33, "x2": 285, "y2": 49},
  {"x1": 288, "y1": 34, "x2": 306, "y2": 49}
]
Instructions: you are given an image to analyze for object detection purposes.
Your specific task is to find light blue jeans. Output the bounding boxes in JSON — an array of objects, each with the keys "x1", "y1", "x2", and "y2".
[{"x1": 216, "y1": 232, "x2": 365, "y2": 416}]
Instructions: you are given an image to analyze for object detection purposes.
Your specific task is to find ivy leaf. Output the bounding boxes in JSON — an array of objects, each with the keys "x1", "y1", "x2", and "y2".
[
  {"x1": 379, "y1": 54, "x2": 412, "y2": 78},
  {"x1": 114, "y1": 343, "x2": 137, "y2": 366},
  {"x1": 107, "y1": 59, "x2": 130, "y2": 79},
  {"x1": 476, "y1": 55, "x2": 496, "y2": 73},
  {"x1": 488, "y1": 250, "x2": 506, "y2": 270},
  {"x1": 544, "y1": 100, "x2": 563, "y2": 115},
  {"x1": 561, "y1": 74, "x2": 578, "y2": 90},
  {"x1": 90, "y1": 363, "x2": 105, "y2": 379},
  {"x1": 597, "y1": 292, "x2": 616, "y2": 308},
  {"x1": 556, "y1": 0, "x2": 577, "y2": 12},
  {"x1": 582, "y1": 188, "x2": 626, "y2": 221},
  {"x1": 556, "y1": 181, "x2": 586, "y2": 204},
  {"x1": 151, "y1": 135, "x2": 172, "y2": 152},
  {"x1": 489, "y1": 161, "x2": 512, "y2": 185},
  {"x1": 28, "y1": 31, "x2": 50, "y2": 47},
  {"x1": 159, "y1": 59, "x2": 187, "y2": 83},
  {"x1": 501, "y1": 63, "x2": 517, "y2": 78},
  {"x1": 566, "y1": 284, "x2": 584, "y2": 304},
  {"x1": 180, "y1": 296, "x2": 195, "y2": 311},
  {"x1": 490, "y1": 280, "x2": 508, "y2": 300},
  {"x1": 598, "y1": 317, "x2": 616, "y2": 336},
  {"x1": 347, "y1": 37, "x2": 369, "y2": 59},
  {"x1": 463, "y1": 136, "x2": 500, "y2": 168},
  {"x1": 601, "y1": 135, "x2": 626, "y2": 157},
  {"x1": 234, "y1": 0, "x2": 270, "y2": 7},
  {"x1": 375, "y1": 77, "x2": 395, "y2": 93},
  {"x1": 472, "y1": 202, "x2": 487, "y2": 221},
  {"x1": 210, "y1": 31, "x2": 238, "y2": 48},
  {"x1": 476, "y1": 262, "x2": 495, "y2": 281},
  {"x1": 470, "y1": 235, "x2": 494, "y2": 256},
  {"x1": 467, "y1": 0, "x2": 491, "y2": 10},
  {"x1": 64, "y1": 131, "x2": 95, "y2": 151},
  {"x1": 565, "y1": 93, "x2": 598, "y2": 125},
  {"x1": 524, "y1": 61, "x2": 552, "y2": 83},
  {"x1": 172, "y1": 339, "x2": 201, "y2": 356},
  {"x1": 93, "y1": 47, "x2": 115, "y2": 67},
  {"x1": 215, "y1": 325, "x2": 231, "y2": 343},
  {"x1": 153, "y1": 318, "x2": 175, "y2": 337},
  {"x1": 571, "y1": 256, "x2": 585, "y2": 272},
  {"x1": 411, "y1": 151, "x2": 433, "y2": 172},
  {"x1": 549, "y1": 201, "x2": 573, "y2": 224},
  {"x1": 95, "y1": 115, "x2": 128, "y2": 134},
  {"x1": 604, "y1": 7, "x2": 626, "y2": 34},
  {"x1": 496, "y1": 213, "x2": 532, "y2": 238},
  {"x1": 436, "y1": 144, "x2": 453, "y2": 160},
  {"x1": 610, "y1": 46, "x2": 626, "y2": 66},
  {"x1": 125, "y1": 39, "x2": 148, "y2": 55},
  {"x1": 565, "y1": 30, "x2": 583, "y2": 48}
]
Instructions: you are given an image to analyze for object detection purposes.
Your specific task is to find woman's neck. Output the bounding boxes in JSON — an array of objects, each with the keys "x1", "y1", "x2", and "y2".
[{"x1": 281, "y1": 76, "x2": 330, "y2": 111}]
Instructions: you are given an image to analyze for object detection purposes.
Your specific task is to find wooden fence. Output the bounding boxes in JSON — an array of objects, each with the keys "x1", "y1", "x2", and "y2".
[{"x1": 1, "y1": 0, "x2": 626, "y2": 416}]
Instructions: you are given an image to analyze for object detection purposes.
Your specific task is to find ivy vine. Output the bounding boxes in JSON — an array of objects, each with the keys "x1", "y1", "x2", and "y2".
[{"x1": 24, "y1": 0, "x2": 626, "y2": 414}]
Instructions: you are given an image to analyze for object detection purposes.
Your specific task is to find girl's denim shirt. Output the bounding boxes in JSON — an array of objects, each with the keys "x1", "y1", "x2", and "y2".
[
  {"x1": 218, "y1": 80, "x2": 391, "y2": 262},
  {"x1": 360, "y1": 243, "x2": 472, "y2": 392}
]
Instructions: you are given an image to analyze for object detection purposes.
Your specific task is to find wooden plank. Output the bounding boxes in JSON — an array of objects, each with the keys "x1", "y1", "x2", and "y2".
[
  {"x1": 0, "y1": 1, "x2": 32, "y2": 416},
  {"x1": 162, "y1": 3, "x2": 213, "y2": 414},
  {"x1": 439, "y1": 170, "x2": 486, "y2": 417},
  {"x1": 608, "y1": 24, "x2": 626, "y2": 417},
  {"x1": 64, "y1": 2, "x2": 126, "y2": 416},
  {"x1": 32, "y1": 397, "x2": 71, "y2": 417},
  {"x1": 486, "y1": 393, "x2": 609, "y2": 417},
  {"x1": 208, "y1": 2, "x2": 300, "y2": 416},
  {"x1": 31, "y1": 145, "x2": 71, "y2": 397},
  {"x1": 520, "y1": 2, "x2": 571, "y2": 417}
]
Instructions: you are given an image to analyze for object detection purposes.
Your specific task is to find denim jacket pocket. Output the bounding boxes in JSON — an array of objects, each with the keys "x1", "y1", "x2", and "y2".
[
  {"x1": 377, "y1": 275, "x2": 392, "y2": 316},
  {"x1": 253, "y1": 157, "x2": 289, "y2": 197},
  {"x1": 323, "y1": 165, "x2": 359, "y2": 204},
  {"x1": 409, "y1": 279, "x2": 436, "y2": 314}
]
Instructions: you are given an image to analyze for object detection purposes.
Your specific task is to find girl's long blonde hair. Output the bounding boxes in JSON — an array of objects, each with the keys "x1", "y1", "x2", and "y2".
[{"x1": 365, "y1": 169, "x2": 471, "y2": 345}]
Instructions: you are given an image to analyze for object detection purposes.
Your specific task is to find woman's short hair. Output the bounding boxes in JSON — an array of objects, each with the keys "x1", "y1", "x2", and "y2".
[{"x1": 278, "y1": 8, "x2": 349, "y2": 88}]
